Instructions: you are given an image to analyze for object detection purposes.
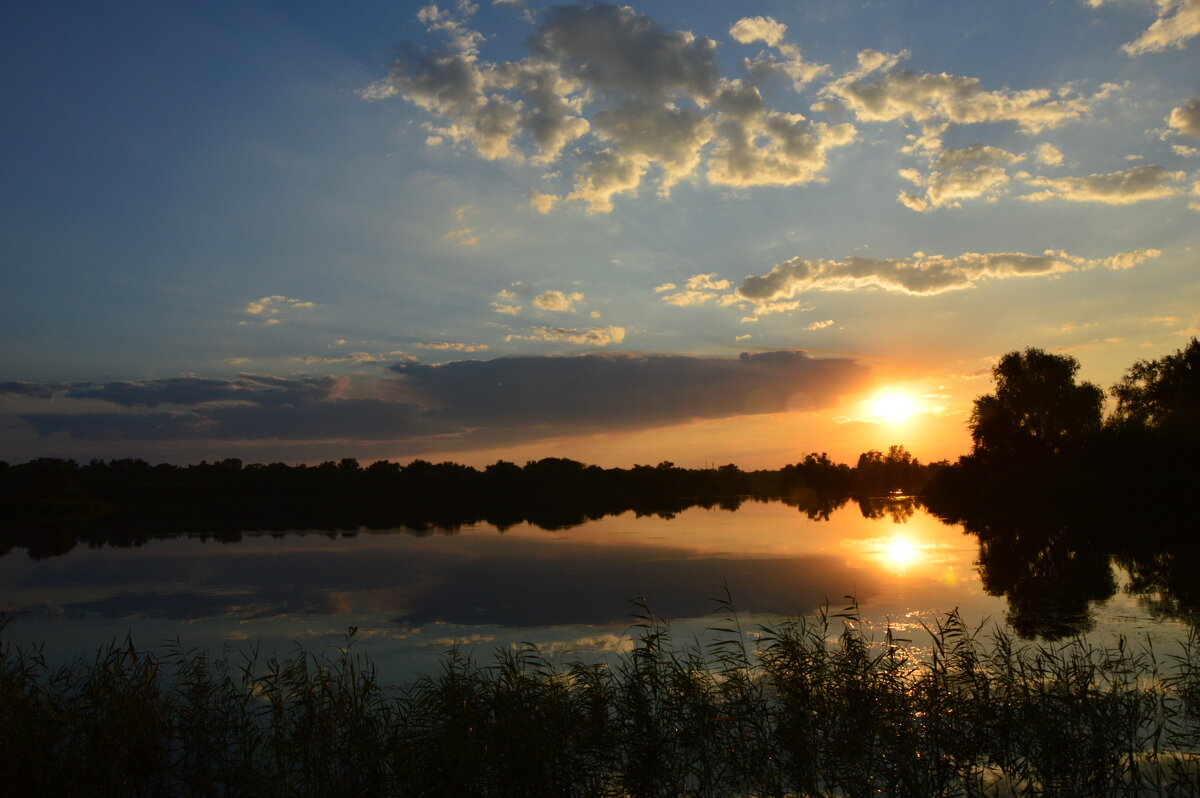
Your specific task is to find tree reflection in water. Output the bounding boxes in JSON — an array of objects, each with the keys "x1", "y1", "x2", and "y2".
[{"x1": 930, "y1": 494, "x2": 1200, "y2": 640}]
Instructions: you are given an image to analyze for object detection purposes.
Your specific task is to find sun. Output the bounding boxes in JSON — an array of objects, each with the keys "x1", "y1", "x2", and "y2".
[{"x1": 867, "y1": 390, "x2": 919, "y2": 422}]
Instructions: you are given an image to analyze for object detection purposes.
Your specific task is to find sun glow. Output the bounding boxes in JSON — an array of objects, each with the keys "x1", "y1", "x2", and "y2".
[{"x1": 867, "y1": 390, "x2": 919, "y2": 422}]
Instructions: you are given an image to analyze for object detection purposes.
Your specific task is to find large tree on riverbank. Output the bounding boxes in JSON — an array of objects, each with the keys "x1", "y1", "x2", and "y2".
[
  {"x1": 1110, "y1": 337, "x2": 1200, "y2": 437},
  {"x1": 969, "y1": 348, "x2": 1103, "y2": 459}
]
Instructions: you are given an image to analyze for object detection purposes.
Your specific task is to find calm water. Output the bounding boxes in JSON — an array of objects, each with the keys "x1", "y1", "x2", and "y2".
[{"x1": 0, "y1": 498, "x2": 1192, "y2": 681}]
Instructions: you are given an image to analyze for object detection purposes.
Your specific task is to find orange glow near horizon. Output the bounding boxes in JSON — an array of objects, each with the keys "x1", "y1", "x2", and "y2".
[{"x1": 866, "y1": 390, "x2": 920, "y2": 423}]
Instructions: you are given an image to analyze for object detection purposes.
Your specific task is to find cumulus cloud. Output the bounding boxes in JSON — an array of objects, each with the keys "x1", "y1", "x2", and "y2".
[
  {"x1": 730, "y1": 15, "x2": 828, "y2": 91},
  {"x1": 1167, "y1": 98, "x2": 1200, "y2": 138},
  {"x1": 241, "y1": 296, "x2": 315, "y2": 325},
  {"x1": 820, "y1": 57, "x2": 1111, "y2": 133},
  {"x1": 706, "y1": 83, "x2": 857, "y2": 187},
  {"x1": 503, "y1": 325, "x2": 626, "y2": 346},
  {"x1": 533, "y1": 289, "x2": 585, "y2": 312},
  {"x1": 806, "y1": 319, "x2": 835, "y2": 331},
  {"x1": 736, "y1": 248, "x2": 1161, "y2": 302},
  {"x1": 490, "y1": 288, "x2": 522, "y2": 315},
  {"x1": 1033, "y1": 142, "x2": 1064, "y2": 166},
  {"x1": 1020, "y1": 164, "x2": 1186, "y2": 204},
  {"x1": 365, "y1": 4, "x2": 854, "y2": 212},
  {"x1": 896, "y1": 143, "x2": 1023, "y2": 210}
]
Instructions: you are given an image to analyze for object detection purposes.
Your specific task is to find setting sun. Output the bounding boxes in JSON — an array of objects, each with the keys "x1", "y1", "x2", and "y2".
[{"x1": 867, "y1": 391, "x2": 919, "y2": 423}]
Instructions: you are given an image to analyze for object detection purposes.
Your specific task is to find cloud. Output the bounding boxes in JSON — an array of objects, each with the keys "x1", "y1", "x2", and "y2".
[
  {"x1": 7, "y1": 374, "x2": 348, "y2": 409},
  {"x1": 527, "y1": 5, "x2": 720, "y2": 101},
  {"x1": 366, "y1": 4, "x2": 853, "y2": 212},
  {"x1": 529, "y1": 189, "x2": 558, "y2": 213},
  {"x1": 706, "y1": 83, "x2": 857, "y2": 187},
  {"x1": 241, "y1": 296, "x2": 315, "y2": 325},
  {"x1": 730, "y1": 16, "x2": 828, "y2": 91},
  {"x1": 820, "y1": 59, "x2": 1109, "y2": 133},
  {"x1": 392, "y1": 350, "x2": 868, "y2": 429},
  {"x1": 533, "y1": 289, "x2": 585, "y2": 312},
  {"x1": 658, "y1": 273, "x2": 733, "y2": 306},
  {"x1": 490, "y1": 288, "x2": 522, "y2": 315},
  {"x1": 14, "y1": 352, "x2": 870, "y2": 447},
  {"x1": 24, "y1": 399, "x2": 428, "y2": 442},
  {"x1": 895, "y1": 143, "x2": 1027, "y2": 211},
  {"x1": 1019, "y1": 164, "x2": 1186, "y2": 204},
  {"x1": 736, "y1": 247, "x2": 1161, "y2": 301},
  {"x1": 1033, "y1": 142, "x2": 1064, "y2": 166},
  {"x1": 415, "y1": 341, "x2": 490, "y2": 353},
  {"x1": 1118, "y1": 0, "x2": 1200, "y2": 55},
  {"x1": 1167, "y1": 98, "x2": 1200, "y2": 138},
  {"x1": 293, "y1": 352, "x2": 409, "y2": 364},
  {"x1": 805, "y1": 319, "x2": 835, "y2": 331},
  {"x1": 503, "y1": 325, "x2": 626, "y2": 346},
  {"x1": 444, "y1": 204, "x2": 479, "y2": 246},
  {"x1": 0, "y1": 381, "x2": 64, "y2": 400}
]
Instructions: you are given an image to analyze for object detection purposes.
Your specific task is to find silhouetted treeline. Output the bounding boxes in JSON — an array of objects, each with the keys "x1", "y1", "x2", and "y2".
[
  {"x1": 0, "y1": 448, "x2": 941, "y2": 559},
  {"x1": 923, "y1": 339, "x2": 1200, "y2": 638},
  {"x1": 927, "y1": 338, "x2": 1200, "y2": 511}
]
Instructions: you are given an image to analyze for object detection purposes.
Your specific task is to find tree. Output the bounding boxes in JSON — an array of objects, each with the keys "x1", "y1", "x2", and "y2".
[
  {"x1": 1110, "y1": 337, "x2": 1200, "y2": 437},
  {"x1": 970, "y1": 348, "x2": 1103, "y2": 458}
]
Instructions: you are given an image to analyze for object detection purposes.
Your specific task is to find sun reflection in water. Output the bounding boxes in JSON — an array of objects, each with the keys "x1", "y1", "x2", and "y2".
[{"x1": 883, "y1": 535, "x2": 921, "y2": 572}]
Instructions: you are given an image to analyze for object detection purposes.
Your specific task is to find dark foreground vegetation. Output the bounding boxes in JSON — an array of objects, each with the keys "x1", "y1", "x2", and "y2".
[{"x1": 3, "y1": 601, "x2": 1198, "y2": 798}]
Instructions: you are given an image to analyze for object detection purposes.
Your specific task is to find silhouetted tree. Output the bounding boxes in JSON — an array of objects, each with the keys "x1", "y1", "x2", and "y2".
[
  {"x1": 970, "y1": 348, "x2": 1103, "y2": 459},
  {"x1": 1110, "y1": 336, "x2": 1200, "y2": 437}
]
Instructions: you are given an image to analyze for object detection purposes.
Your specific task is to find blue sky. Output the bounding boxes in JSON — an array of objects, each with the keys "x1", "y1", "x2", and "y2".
[{"x1": 3, "y1": 0, "x2": 1198, "y2": 467}]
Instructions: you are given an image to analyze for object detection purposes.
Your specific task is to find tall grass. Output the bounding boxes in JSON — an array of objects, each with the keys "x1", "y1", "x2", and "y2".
[{"x1": 1, "y1": 604, "x2": 1197, "y2": 797}]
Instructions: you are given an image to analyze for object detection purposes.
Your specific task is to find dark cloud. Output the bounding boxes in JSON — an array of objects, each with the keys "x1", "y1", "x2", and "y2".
[
  {"x1": 528, "y1": 5, "x2": 720, "y2": 101},
  {"x1": 0, "y1": 381, "x2": 65, "y2": 399},
  {"x1": 12, "y1": 351, "x2": 866, "y2": 447},
  {"x1": 23, "y1": 399, "x2": 429, "y2": 441},
  {"x1": 392, "y1": 350, "x2": 868, "y2": 429},
  {"x1": 64, "y1": 374, "x2": 346, "y2": 408}
]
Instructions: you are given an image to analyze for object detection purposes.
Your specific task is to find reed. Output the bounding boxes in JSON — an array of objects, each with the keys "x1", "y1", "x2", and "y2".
[{"x1": 1, "y1": 605, "x2": 1197, "y2": 797}]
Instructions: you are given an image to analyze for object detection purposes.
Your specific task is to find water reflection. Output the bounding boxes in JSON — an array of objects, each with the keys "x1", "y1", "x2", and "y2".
[{"x1": 0, "y1": 495, "x2": 1196, "y2": 678}]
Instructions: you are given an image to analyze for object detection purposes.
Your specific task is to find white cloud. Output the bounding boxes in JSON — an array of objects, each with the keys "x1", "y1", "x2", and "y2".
[
  {"x1": 1033, "y1": 142, "x2": 1064, "y2": 166},
  {"x1": 503, "y1": 325, "x2": 626, "y2": 346},
  {"x1": 1119, "y1": 0, "x2": 1200, "y2": 55},
  {"x1": 820, "y1": 62, "x2": 1111, "y2": 133},
  {"x1": 533, "y1": 289, "x2": 584, "y2": 312},
  {"x1": 415, "y1": 341, "x2": 491, "y2": 352},
  {"x1": 707, "y1": 80, "x2": 857, "y2": 187},
  {"x1": 293, "y1": 351, "x2": 408, "y2": 364},
  {"x1": 490, "y1": 288, "x2": 521, "y2": 315},
  {"x1": 737, "y1": 247, "x2": 1161, "y2": 301},
  {"x1": 806, "y1": 319, "x2": 835, "y2": 331},
  {"x1": 659, "y1": 273, "x2": 733, "y2": 306},
  {"x1": 729, "y1": 16, "x2": 787, "y2": 47},
  {"x1": 1167, "y1": 98, "x2": 1200, "y2": 138},
  {"x1": 731, "y1": 16, "x2": 828, "y2": 91},
  {"x1": 367, "y1": 5, "x2": 853, "y2": 213},
  {"x1": 529, "y1": 189, "x2": 558, "y2": 213},
  {"x1": 241, "y1": 296, "x2": 315, "y2": 325},
  {"x1": 1020, "y1": 164, "x2": 1186, "y2": 203},
  {"x1": 897, "y1": 143, "x2": 1020, "y2": 210}
]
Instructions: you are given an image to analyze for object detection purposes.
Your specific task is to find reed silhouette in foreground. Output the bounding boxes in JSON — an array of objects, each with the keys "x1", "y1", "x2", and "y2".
[{"x1": 3, "y1": 600, "x2": 1198, "y2": 797}]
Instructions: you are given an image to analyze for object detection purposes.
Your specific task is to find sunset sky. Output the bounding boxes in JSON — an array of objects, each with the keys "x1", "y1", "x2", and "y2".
[{"x1": 3, "y1": 0, "x2": 1198, "y2": 468}]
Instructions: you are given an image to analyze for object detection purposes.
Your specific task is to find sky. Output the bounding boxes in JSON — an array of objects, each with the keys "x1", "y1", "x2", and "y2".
[{"x1": 2, "y1": 0, "x2": 1198, "y2": 469}]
